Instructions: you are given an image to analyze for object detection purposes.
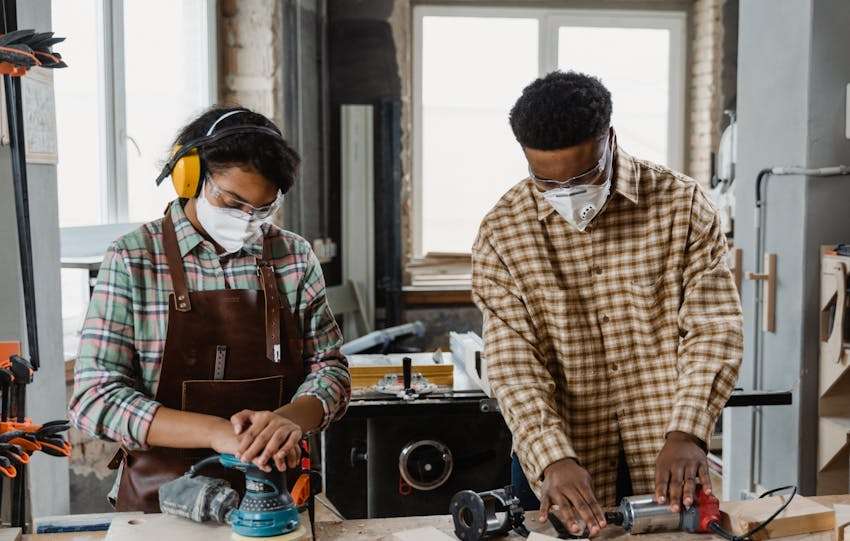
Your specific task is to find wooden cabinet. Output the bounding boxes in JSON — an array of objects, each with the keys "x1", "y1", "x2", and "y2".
[{"x1": 818, "y1": 249, "x2": 850, "y2": 494}]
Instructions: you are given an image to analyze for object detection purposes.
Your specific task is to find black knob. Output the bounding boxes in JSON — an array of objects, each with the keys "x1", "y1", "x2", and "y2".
[{"x1": 402, "y1": 357, "x2": 412, "y2": 390}]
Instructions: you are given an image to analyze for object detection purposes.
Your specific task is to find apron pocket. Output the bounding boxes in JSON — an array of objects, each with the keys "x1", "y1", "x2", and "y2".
[{"x1": 181, "y1": 375, "x2": 285, "y2": 420}]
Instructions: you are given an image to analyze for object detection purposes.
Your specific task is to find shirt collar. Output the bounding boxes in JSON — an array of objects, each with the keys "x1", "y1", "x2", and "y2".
[
  {"x1": 168, "y1": 199, "x2": 265, "y2": 258},
  {"x1": 532, "y1": 146, "x2": 641, "y2": 222}
]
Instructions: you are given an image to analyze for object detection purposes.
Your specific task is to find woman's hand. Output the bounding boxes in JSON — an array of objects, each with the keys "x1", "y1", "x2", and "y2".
[{"x1": 231, "y1": 410, "x2": 302, "y2": 472}]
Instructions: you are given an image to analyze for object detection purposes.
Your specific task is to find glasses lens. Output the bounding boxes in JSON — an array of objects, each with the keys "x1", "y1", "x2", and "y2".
[{"x1": 251, "y1": 192, "x2": 284, "y2": 219}]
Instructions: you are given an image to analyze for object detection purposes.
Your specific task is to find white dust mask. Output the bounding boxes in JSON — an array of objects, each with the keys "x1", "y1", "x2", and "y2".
[
  {"x1": 195, "y1": 193, "x2": 267, "y2": 254},
  {"x1": 543, "y1": 176, "x2": 612, "y2": 232}
]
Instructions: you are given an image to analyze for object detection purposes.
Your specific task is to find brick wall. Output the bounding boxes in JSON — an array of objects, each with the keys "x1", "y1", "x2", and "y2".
[
  {"x1": 689, "y1": 0, "x2": 726, "y2": 185},
  {"x1": 219, "y1": 0, "x2": 282, "y2": 126}
]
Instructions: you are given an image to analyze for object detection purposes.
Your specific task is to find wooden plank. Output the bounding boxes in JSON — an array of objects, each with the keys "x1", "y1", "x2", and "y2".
[
  {"x1": 720, "y1": 495, "x2": 835, "y2": 540},
  {"x1": 0, "y1": 528, "x2": 22, "y2": 541},
  {"x1": 528, "y1": 532, "x2": 580, "y2": 541},
  {"x1": 350, "y1": 364, "x2": 453, "y2": 389},
  {"x1": 104, "y1": 513, "x2": 311, "y2": 541},
  {"x1": 378, "y1": 526, "x2": 456, "y2": 541},
  {"x1": 105, "y1": 515, "x2": 232, "y2": 541},
  {"x1": 33, "y1": 512, "x2": 142, "y2": 534},
  {"x1": 401, "y1": 289, "x2": 472, "y2": 306},
  {"x1": 837, "y1": 504, "x2": 850, "y2": 541}
]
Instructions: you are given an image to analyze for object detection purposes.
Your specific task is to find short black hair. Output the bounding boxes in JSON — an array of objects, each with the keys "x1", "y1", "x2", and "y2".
[
  {"x1": 509, "y1": 71, "x2": 612, "y2": 150},
  {"x1": 172, "y1": 105, "x2": 301, "y2": 194}
]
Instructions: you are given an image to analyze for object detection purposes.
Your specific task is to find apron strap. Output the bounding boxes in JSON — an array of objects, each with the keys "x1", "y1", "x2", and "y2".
[
  {"x1": 259, "y1": 233, "x2": 303, "y2": 365},
  {"x1": 258, "y1": 261, "x2": 282, "y2": 363},
  {"x1": 163, "y1": 203, "x2": 192, "y2": 312}
]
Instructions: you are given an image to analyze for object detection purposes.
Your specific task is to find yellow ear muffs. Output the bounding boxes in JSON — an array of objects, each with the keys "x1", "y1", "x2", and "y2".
[{"x1": 169, "y1": 144, "x2": 203, "y2": 198}]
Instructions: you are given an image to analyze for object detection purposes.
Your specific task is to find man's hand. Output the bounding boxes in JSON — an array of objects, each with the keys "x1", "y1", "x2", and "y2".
[
  {"x1": 539, "y1": 458, "x2": 607, "y2": 537},
  {"x1": 654, "y1": 431, "x2": 711, "y2": 512},
  {"x1": 230, "y1": 410, "x2": 302, "y2": 473}
]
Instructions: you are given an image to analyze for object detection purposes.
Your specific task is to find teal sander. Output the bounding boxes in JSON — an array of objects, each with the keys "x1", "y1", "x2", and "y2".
[{"x1": 188, "y1": 453, "x2": 306, "y2": 540}]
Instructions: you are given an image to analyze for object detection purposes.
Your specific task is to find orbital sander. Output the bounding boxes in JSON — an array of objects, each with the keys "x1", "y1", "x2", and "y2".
[{"x1": 188, "y1": 453, "x2": 307, "y2": 541}]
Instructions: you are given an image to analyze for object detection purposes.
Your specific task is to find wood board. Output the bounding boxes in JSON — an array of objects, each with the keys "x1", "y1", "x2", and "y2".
[
  {"x1": 0, "y1": 528, "x2": 21, "y2": 541},
  {"x1": 836, "y1": 504, "x2": 850, "y2": 541},
  {"x1": 105, "y1": 515, "x2": 232, "y2": 541},
  {"x1": 105, "y1": 512, "x2": 312, "y2": 541},
  {"x1": 378, "y1": 526, "x2": 455, "y2": 541},
  {"x1": 720, "y1": 494, "x2": 835, "y2": 540}
]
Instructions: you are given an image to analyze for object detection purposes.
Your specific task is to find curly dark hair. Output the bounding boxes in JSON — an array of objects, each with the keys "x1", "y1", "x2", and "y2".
[
  {"x1": 172, "y1": 105, "x2": 301, "y2": 194},
  {"x1": 509, "y1": 71, "x2": 612, "y2": 150}
]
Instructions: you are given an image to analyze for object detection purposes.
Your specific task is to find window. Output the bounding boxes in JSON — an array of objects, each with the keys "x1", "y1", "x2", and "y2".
[
  {"x1": 413, "y1": 7, "x2": 685, "y2": 259},
  {"x1": 51, "y1": 0, "x2": 217, "y2": 352},
  {"x1": 52, "y1": 0, "x2": 216, "y2": 227}
]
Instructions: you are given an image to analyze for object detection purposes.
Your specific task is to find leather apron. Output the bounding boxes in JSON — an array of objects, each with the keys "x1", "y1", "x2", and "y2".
[{"x1": 113, "y1": 204, "x2": 307, "y2": 513}]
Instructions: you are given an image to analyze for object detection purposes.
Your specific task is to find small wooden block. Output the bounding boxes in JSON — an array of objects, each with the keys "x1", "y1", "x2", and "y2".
[
  {"x1": 720, "y1": 495, "x2": 835, "y2": 540},
  {"x1": 0, "y1": 528, "x2": 21, "y2": 541},
  {"x1": 836, "y1": 504, "x2": 850, "y2": 541},
  {"x1": 379, "y1": 526, "x2": 456, "y2": 541},
  {"x1": 528, "y1": 532, "x2": 585, "y2": 541}
]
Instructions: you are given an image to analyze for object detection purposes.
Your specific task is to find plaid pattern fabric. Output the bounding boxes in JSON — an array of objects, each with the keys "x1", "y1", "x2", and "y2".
[
  {"x1": 472, "y1": 147, "x2": 742, "y2": 507},
  {"x1": 69, "y1": 200, "x2": 351, "y2": 450}
]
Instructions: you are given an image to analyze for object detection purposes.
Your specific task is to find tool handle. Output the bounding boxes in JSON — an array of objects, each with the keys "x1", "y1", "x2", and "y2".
[
  {"x1": 188, "y1": 455, "x2": 226, "y2": 477},
  {"x1": 402, "y1": 357, "x2": 412, "y2": 390}
]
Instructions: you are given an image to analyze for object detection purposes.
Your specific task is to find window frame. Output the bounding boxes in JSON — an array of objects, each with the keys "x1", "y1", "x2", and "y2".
[
  {"x1": 54, "y1": 0, "x2": 217, "y2": 354},
  {"x1": 89, "y1": 0, "x2": 218, "y2": 224},
  {"x1": 411, "y1": 5, "x2": 687, "y2": 262}
]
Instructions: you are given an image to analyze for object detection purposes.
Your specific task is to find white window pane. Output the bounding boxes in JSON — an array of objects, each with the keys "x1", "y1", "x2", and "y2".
[
  {"x1": 123, "y1": 0, "x2": 213, "y2": 222},
  {"x1": 420, "y1": 16, "x2": 538, "y2": 255},
  {"x1": 558, "y1": 26, "x2": 670, "y2": 166},
  {"x1": 52, "y1": 0, "x2": 105, "y2": 227}
]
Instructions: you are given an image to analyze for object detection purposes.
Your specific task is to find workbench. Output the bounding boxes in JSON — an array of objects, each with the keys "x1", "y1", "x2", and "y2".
[{"x1": 16, "y1": 494, "x2": 850, "y2": 540}]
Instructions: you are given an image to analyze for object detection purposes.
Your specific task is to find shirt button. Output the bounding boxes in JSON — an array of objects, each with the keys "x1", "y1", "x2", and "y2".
[
  {"x1": 594, "y1": 266, "x2": 603, "y2": 275},
  {"x1": 610, "y1": 363, "x2": 619, "y2": 372},
  {"x1": 601, "y1": 314, "x2": 610, "y2": 323}
]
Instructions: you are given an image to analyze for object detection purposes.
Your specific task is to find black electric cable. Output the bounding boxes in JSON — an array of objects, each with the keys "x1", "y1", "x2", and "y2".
[{"x1": 708, "y1": 485, "x2": 797, "y2": 541}]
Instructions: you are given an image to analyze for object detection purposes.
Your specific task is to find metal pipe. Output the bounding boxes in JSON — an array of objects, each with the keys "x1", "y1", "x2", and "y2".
[{"x1": 749, "y1": 164, "x2": 850, "y2": 494}]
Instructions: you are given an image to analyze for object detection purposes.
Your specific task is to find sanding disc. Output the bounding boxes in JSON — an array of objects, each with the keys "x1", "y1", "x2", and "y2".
[{"x1": 231, "y1": 524, "x2": 307, "y2": 541}]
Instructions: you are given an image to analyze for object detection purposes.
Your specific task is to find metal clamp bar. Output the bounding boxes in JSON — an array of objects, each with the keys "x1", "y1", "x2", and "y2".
[{"x1": 724, "y1": 390, "x2": 792, "y2": 408}]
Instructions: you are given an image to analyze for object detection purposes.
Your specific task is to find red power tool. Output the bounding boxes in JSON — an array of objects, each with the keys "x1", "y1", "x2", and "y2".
[{"x1": 605, "y1": 487, "x2": 720, "y2": 534}]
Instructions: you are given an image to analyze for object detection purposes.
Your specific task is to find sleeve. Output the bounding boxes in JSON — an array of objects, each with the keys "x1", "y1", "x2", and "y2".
[
  {"x1": 472, "y1": 223, "x2": 578, "y2": 485},
  {"x1": 666, "y1": 188, "x2": 744, "y2": 445},
  {"x1": 68, "y1": 243, "x2": 161, "y2": 450},
  {"x1": 291, "y1": 250, "x2": 351, "y2": 431}
]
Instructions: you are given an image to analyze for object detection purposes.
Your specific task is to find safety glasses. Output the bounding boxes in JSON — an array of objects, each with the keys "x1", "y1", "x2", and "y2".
[
  {"x1": 203, "y1": 174, "x2": 284, "y2": 220},
  {"x1": 529, "y1": 133, "x2": 613, "y2": 191}
]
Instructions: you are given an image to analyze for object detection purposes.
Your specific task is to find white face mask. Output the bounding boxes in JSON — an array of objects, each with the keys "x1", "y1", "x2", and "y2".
[
  {"x1": 543, "y1": 176, "x2": 612, "y2": 232},
  {"x1": 195, "y1": 193, "x2": 268, "y2": 254}
]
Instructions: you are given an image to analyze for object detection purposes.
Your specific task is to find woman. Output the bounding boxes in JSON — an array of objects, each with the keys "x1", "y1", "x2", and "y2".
[{"x1": 69, "y1": 106, "x2": 351, "y2": 512}]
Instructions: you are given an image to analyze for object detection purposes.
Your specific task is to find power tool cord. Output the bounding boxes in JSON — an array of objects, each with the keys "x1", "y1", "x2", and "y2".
[{"x1": 709, "y1": 485, "x2": 797, "y2": 541}]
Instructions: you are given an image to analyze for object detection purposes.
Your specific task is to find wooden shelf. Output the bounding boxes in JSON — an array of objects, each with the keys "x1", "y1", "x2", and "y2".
[{"x1": 818, "y1": 248, "x2": 850, "y2": 495}]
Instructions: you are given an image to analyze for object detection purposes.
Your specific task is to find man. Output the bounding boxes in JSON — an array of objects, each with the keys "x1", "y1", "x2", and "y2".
[
  {"x1": 69, "y1": 106, "x2": 351, "y2": 511},
  {"x1": 472, "y1": 71, "x2": 742, "y2": 537}
]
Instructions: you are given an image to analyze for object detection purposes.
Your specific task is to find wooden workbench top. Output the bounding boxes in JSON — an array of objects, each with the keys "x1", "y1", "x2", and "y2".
[{"x1": 20, "y1": 495, "x2": 850, "y2": 541}]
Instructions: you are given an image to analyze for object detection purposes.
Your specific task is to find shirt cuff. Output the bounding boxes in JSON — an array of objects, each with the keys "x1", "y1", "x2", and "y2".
[
  {"x1": 125, "y1": 397, "x2": 162, "y2": 451},
  {"x1": 666, "y1": 404, "x2": 716, "y2": 446},
  {"x1": 521, "y1": 427, "x2": 579, "y2": 485}
]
